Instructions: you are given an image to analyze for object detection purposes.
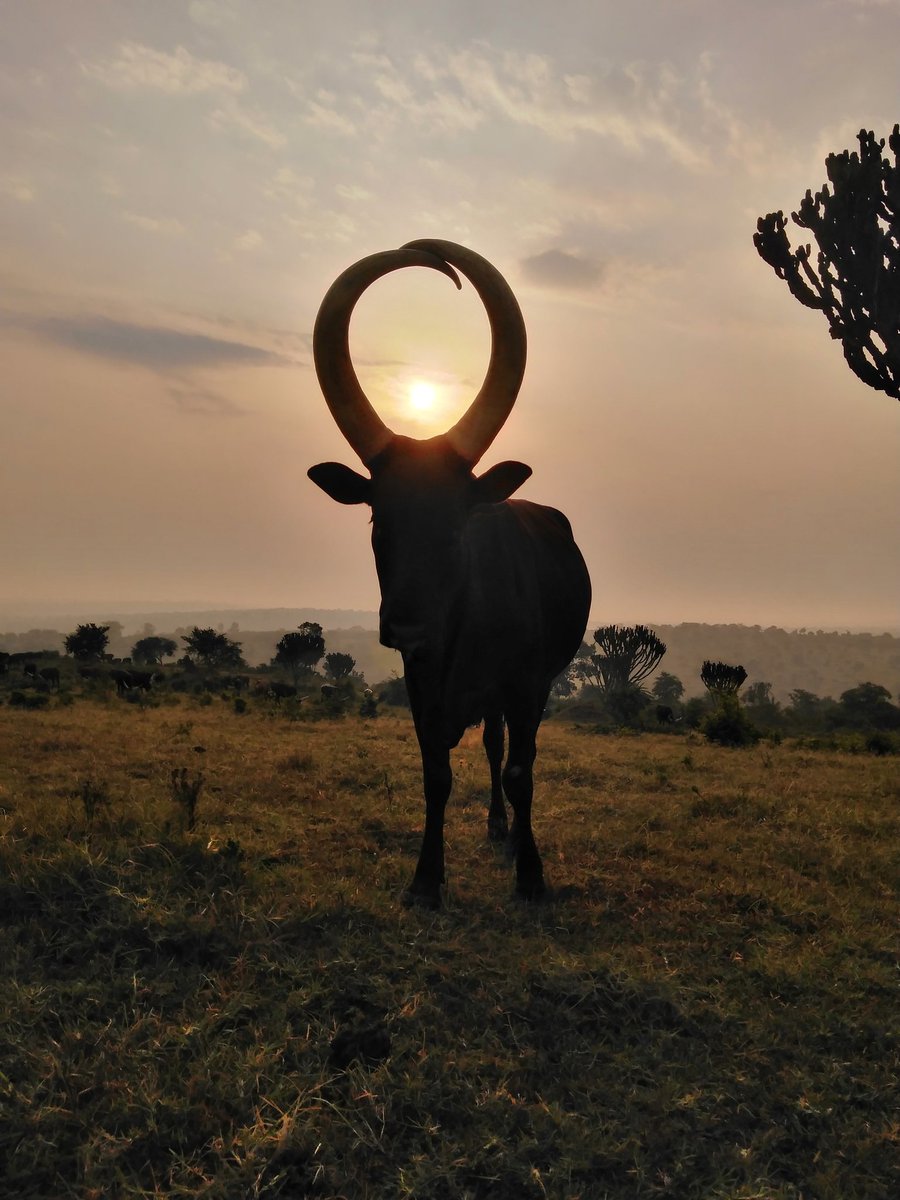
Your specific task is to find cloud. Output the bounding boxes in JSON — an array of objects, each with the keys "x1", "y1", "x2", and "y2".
[
  {"x1": 335, "y1": 183, "x2": 371, "y2": 202},
  {"x1": 339, "y1": 42, "x2": 715, "y2": 166},
  {"x1": 14, "y1": 314, "x2": 290, "y2": 371},
  {"x1": 0, "y1": 174, "x2": 35, "y2": 202},
  {"x1": 82, "y1": 41, "x2": 245, "y2": 95},
  {"x1": 167, "y1": 382, "x2": 242, "y2": 416},
  {"x1": 304, "y1": 94, "x2": 358, "y2": 137},
  {"x1": 188, "y1": 0, "x2": 239, "y2": 29},
  {"x1": 233, "y1": 228, "x2": 263, "y2": 251},
  {"x1": 520, "y1": 249, "x2": 605, "y2": 290},
  {"x1": 122, "y1": 211, "x2": 186, "y2": 235},
  {"x1": 209, "y1": 102, "x2": 287, "y2": 148}
]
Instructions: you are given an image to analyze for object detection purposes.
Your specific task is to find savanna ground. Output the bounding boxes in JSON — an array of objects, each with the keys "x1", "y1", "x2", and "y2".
[{"x1": 0, "y1": 696, "x2": 897, "y2": 1199}]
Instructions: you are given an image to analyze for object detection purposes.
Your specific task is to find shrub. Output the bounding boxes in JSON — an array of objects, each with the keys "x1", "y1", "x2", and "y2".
[
  {"x1": 9, "y1": 690, "x2": 50, "y2": 710},
  {"x1": 170, "y1": 768, "x2": 204, "y2": 831},
  {"x1": 76, "y1": 778, "x2": 111, "y2": 825},
  {"x1": 375, "y1": 675, "x2": 410, "y2": 708},
  {"x1": 866, "y1": 731, "x2": 898, "y2": 756},
  {"x1": 702, "y1": 695, "x2": 761, "y2": 748}
]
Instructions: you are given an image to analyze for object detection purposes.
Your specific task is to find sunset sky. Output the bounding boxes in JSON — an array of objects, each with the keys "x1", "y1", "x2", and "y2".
[{"x1": 2, "y1": 0, "x2": 898, "y2": 632}]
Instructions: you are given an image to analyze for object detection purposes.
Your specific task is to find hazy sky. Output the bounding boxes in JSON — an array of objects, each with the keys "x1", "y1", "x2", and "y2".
[{"x1": 2, "y1": 0, "x2": 898, "y2": 630}]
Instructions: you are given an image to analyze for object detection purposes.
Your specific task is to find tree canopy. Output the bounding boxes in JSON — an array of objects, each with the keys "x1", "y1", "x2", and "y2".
[
  {"x1": 700, "y1": 661, "x2": 748, "y2": 696},
  {"x1": 575, "y1": 625, "x2": 667, "y2": 725},
  {"x1": 837, "y1": 682, "x2": 900, "y2": 730},
  {"x1": 754, "y1": 125, "x2": 900, "y2": 400},
  {"x1": 273, "y1": 623, "x2": 326, "y2": 679},
  {"x1": 132, "y1": 636, "x2": 178, "y2": 665},
  {"x1": 324, "y1": 651, "x2": 356, "y2": 681},
  {"x1": 181, "y1": 627, "x2": 245, "y2": 669},
  {"x1": 651, "y1": 672, "x2": 684, "y2": 707},
  {"x1": 64, "y1": 623, "x2": 110, "y2": 661},
  {"x1": 590, "y1": 625, "x2": 667, "y2": 692}
]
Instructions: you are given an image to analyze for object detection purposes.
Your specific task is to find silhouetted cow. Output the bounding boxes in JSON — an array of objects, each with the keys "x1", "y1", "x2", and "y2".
[
  {"x1": 309, "y1": 240, "x2": 591, "y2": 907},
  {"x1": 39, "y1": 667, "x2": 60, "y2": 689},
  {"x1": 656, "y1": 704, "x2": 675, "y2": 724},
  {"x1": 128, "y1": 670, "x2": 160, "y2": 692},
  {"x1": 111, "y1": 669, "x2": 133, "y2": 696}
]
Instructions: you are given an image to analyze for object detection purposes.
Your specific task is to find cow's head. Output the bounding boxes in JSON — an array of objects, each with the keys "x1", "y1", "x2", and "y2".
[{"x1": 308, "y1": 240, "x2": 531, "y2": 661}]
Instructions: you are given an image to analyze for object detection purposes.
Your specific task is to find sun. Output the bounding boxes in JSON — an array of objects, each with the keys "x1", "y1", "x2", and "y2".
[{"x1": 408, "y1": 379, "x2": 438, "y2": 413}]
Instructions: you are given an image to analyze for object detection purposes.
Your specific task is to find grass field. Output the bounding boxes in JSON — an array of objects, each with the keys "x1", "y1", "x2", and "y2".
[{"x1": 1, "y1": 698, "x2": 897, "y2": 1199}]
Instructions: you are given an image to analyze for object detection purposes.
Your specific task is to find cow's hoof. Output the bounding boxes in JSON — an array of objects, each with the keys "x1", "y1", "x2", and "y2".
[
  {"x1": 515, "y1": 875, "x2": 547, "y2": 902},
  {"x1": 487, "y1": 817, "x2": 508, "y2": 843},
  {"x1": 402, "y1": 885, "x2": 441, "y2": 910}
]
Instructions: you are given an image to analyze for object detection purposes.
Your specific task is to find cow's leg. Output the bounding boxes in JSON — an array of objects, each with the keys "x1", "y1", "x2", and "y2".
[
  {"x1": 483, "y1": 713, "x2": 508, "y2": 842},
  {"x1": 404, "y1": 738, "x2": 452, "y2": 909},
  {"x1": 502, "y1": 714, "x2": 546, "y2": 900}
]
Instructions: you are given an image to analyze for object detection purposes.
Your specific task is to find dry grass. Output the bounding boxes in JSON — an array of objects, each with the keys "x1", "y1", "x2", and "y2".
[{"x1": 0, "y1": 698, "x2": 897, "y2": 1199}]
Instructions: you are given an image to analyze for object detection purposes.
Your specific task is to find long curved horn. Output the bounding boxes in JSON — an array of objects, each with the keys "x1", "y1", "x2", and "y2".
[
  {"x1": 314, "y1": 248, "x2": 461, "y2": 465},
  {"x1": 402, "y1": 239, "x2": 527, "y2": 464}
]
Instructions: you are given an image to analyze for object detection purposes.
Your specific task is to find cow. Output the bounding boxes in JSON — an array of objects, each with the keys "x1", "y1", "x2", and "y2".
[
  {"x1": 111, "y1": 668, "x2": 162, "y2": 696},
  {"x1": 308, "y1": 239, "x2": 591, "y2": 907},
  {"x1": 219, "y1": 674, "x2": 250, "y2": 693},
  {"x1": 128, "y1": 670, "x2": 161, "y2": 692},
  {"x1": 111, "y1": 668, "x2": 133, "y2": 696},
  {"x1": 39, "y1": 666, "x2": 60, "y2": 689},
  {"x1": 267, "y1": 681, "x2": 298, "y2": 701}
]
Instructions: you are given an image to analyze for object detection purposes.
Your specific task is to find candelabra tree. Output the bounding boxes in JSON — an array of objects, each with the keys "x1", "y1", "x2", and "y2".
[
  {"x1": 579, "y1": 624, "x2": 667, "y2": 725},
  {"x1": 700, "y1": 660, "x2": 748, "y2": 697},
  {"x1": 700, "y1": 660, "x2": 759, "y2": 747},
  {"x1": 754, "y1": 125, "x2": 900, "y2": 400}
]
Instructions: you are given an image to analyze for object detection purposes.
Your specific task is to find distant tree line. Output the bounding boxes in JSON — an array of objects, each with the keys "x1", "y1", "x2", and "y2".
[
  {"x1": 4, "y1": 620, "x2": 896, "y2": 703},
  {"x1": 556, "y1": 625, "x2": 900, "y2": 751},
  {"x1": 3, "y1": 616, "x2": 898, "y2": 749}
]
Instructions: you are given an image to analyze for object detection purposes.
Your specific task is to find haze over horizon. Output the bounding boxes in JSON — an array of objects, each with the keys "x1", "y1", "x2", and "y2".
[{"x1": 3, "y1": 1, "x2": 898, "y2": 633}]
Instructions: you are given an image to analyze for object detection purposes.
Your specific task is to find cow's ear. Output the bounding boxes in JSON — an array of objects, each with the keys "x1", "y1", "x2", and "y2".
[
  {"x1": 308, "y1": 462, "x2": 371, "y2": 505},
  {"x1": 472, "y1": 460, "x2": 533, "y2": 504}
]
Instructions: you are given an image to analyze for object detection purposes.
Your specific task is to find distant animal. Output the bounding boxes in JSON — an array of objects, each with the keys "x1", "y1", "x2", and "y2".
[
  {"x1": 38, "y1": 667, "x2": 60, "y2": 689},
  {"x1": 128, "y1": 670, "x2": 160, "y2": 691},
  {"x1": 111, "y1": 668, "x2": 133, "y2": 696},
  {"x1": 219, "y1": 674, "x2": 250, "y2": 692},
  {"x1": 655, "y1": 704, "x2": 675, "y2": 724},
  {"x1": 23, "y1": 662, "x2": 37, "y2": 680},
  {"x1": 267, "y1": 681, "x2": 298, "y2": 701},
  {"x1": 309, "y1": 239, "x2": 591, "y2": 907}
]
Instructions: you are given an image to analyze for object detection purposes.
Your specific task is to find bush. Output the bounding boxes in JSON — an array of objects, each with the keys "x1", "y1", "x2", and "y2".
[
  {"x1": 375, "y1": 675, "x2": 410, "y2": 708},
  {"x1": 702, "y1": 695, "x2": 761, "y2": 748},
  {"x1": 866, "y1": 731, "x2": 898, "y2": 756},
  {"x1": 9, "y1": 690, "x2": 50, "y2": 710}
]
